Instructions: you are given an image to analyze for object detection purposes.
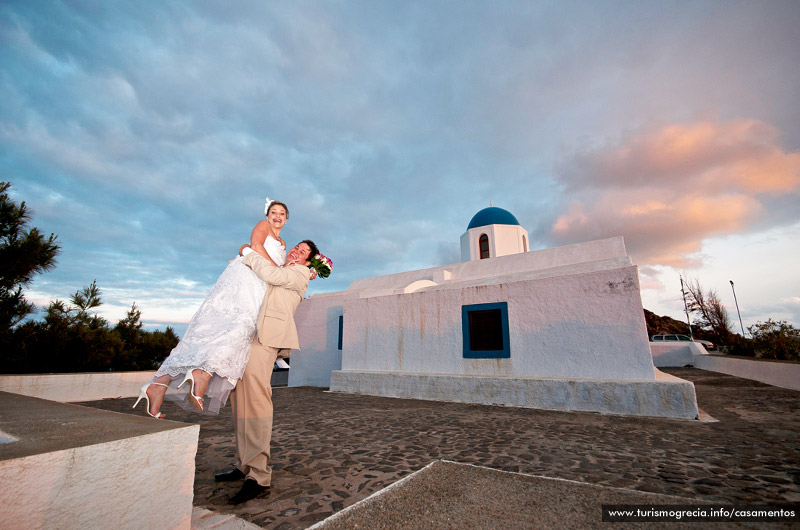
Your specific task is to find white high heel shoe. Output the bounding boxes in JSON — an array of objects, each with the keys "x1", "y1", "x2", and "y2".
[
  {"x1": 178, "y1": 368, "x2": 209, "y2": 412},
  {"x1": 133, "y1": 382, "x2": 168, "y2": 419}
]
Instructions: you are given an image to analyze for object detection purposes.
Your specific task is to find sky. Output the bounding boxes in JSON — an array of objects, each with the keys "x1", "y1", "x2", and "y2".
[{"x1": 2, "y1": 1, "x2": 799, "y2": 338}]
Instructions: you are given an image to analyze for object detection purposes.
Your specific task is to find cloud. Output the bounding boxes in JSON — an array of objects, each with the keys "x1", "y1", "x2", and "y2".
[
  {"x1": 550, "y1": 119, "x2": 800, "y2": 267},
  {"x1": 4, "y1": 1, "x2": 800, "y2": 332},
  {"x1": 741, "y1": 296, "x2": 800, "y2": 330}
]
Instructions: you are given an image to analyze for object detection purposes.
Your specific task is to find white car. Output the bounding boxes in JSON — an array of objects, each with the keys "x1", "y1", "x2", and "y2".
[{"x1": 651, "y1": 334, "x2": 715, "y2": 350}]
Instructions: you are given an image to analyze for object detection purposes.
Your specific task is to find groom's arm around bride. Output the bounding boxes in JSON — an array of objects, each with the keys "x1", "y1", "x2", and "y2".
[{"x1": 242, "y1": 242, "x2": 314, "y2": 353}]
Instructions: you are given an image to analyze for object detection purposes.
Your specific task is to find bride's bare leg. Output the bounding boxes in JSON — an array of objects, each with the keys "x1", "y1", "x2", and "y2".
[
  {"x1": 191, "y1": 368, "x2": 212, "y2": 400},
  {"x1": 146, "y1": 375, "x2": 171, "y2": 417}
]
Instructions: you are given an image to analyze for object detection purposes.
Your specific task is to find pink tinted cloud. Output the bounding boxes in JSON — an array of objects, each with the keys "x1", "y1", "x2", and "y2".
[{"x1": 552, "y1": 119, "x2": 800, "y2": 268}]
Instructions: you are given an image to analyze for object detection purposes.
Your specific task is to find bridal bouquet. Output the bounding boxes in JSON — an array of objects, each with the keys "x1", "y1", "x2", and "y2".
[{"x1": 309, "y1": 254, "x2": 333, "y2": 278}]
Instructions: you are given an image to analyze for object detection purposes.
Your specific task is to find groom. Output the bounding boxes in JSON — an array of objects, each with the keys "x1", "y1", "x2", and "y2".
[{"x1": 216, "y1": 239, "x2": 317, "y2": 504}]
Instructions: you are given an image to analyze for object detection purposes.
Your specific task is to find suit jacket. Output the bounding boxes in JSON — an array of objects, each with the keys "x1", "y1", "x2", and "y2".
[{"x1": 242, "y1": 252, "x2": 310, "y2": 350}]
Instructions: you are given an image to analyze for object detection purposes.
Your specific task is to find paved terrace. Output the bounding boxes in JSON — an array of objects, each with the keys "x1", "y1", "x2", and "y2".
[{"x1": 80, "y1": 368, "x2": 800, "y2": 529}]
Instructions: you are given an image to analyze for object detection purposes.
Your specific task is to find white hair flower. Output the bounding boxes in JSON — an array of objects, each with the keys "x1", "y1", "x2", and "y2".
[{"x1": 264, "y1": 196, "x2": 272, "y2": 215}]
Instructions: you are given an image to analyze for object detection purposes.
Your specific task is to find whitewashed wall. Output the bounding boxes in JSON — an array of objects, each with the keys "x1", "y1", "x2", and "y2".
[
  {"x1": 292, "y1": 237, "x2": 640, "y2": 387},
  {"x1": 0, "y1": 392, "x2": 198, "y2": 530},
  {"x1": 290, "y1": 292, "x2": 350, "y2": 387},
  {"x1": 352, "y1": 236, "x2": 629, "y2": 294},
  {"x1": 460, "y1": 224, "x2": 529, "y2": 261},
  {"x1": 1, "y1": 428, "x2": 198, "y2": 530},
  {"x1": 296, "y1": 236, "x2": 700, "y2": 417},
  {"x1": 341, "y1": 265, "x2": 655, "y2": 380}
]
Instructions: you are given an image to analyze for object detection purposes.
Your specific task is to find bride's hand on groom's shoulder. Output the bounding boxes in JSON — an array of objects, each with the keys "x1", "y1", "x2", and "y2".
[{"x1": 239, "y1": 244, "x2": 250, "y2": 256}]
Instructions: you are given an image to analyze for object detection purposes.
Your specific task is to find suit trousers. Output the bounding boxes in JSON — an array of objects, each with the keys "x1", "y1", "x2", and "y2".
[{"x1": 231, "y1": 339, "x2": 285, "y2": 486}]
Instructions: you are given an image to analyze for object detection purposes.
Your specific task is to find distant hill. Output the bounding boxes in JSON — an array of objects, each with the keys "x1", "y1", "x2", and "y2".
[
  {"x1": 643, "y1": 309, "x2": 715, "y2": 342},
  {"x1": 644, "y1": 309, "x2": 690, "y2": 336}
]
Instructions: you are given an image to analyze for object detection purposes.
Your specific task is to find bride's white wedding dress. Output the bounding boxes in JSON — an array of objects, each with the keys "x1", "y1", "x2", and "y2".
[{"x1": 154, "y1": 235, "x2": 286, "y2": 413}]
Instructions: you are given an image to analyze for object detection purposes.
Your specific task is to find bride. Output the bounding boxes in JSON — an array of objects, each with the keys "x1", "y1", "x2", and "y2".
[{"x1": 134, "y1": 198, "x2": 291, "y2": 417}]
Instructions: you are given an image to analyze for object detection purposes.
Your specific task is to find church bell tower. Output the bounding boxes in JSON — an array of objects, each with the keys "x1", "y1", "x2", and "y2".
[{"x1": 460, "y1": 204, "x2": 529, "y2": 261}]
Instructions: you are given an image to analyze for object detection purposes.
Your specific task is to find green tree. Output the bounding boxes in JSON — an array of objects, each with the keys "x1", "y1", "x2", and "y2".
[
  {"x1": 0, "y1": 181, "x2": 60, "y2": 331},
  {"x1": 114, "y1": 302, "x2": 144, "y2": 369},
  {"x1": 2, "y1": 276, "x2": 178, "y2": 374},
  {"x1": 137, "y1": 326, "x2": 179, "y2": 370},
  {"x1": 0, "y1": 185, "x2": 179, "y2": 373},
  {"x1": 116, "y1": 302, "x2": 143, "y2": 346},
  {"x1": 36, "y1": 281, "x2": 120, "y2": 372},
  {"x1": 747, "y1": 319, "x2": 800, "y2": 361},
  {"x1": 112, "y1": 301, "x2": 179, "y2": 370}
]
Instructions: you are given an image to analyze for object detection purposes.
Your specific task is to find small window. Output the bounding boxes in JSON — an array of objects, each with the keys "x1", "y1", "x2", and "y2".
[
  {"x1": 469, "y1": 310, "x2": 503, "y2": 350},
  {"x1": 338, "y1": 315, "x2": 343, "y2": 350},
  {"x1": 479, "y1": 234, "x2": 490, "y2": 259},
  {"x1": 462, "y1": 302, "x2": 510, "y2": 359},
  {"x1": 522, "y1": 234, "x2": 528, "y2": 252}
]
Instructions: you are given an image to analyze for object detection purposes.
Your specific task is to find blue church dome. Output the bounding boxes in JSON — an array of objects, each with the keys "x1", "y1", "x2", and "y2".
[{"x1": 467, "y1": 207, "x2": 520, "y2": 230}]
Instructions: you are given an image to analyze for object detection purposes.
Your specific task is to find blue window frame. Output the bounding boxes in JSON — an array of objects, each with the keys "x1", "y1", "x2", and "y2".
[{"x1": 461, "y1": 302, "x2": 510, "y2": 358}]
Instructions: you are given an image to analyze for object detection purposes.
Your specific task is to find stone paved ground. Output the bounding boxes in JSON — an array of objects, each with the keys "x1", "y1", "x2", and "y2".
[{"x1": 80, "y1": 368, "x2": 800, "y2": 529}]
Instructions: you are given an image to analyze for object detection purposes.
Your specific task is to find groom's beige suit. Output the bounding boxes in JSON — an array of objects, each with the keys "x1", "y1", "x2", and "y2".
[{"x1": 233, "y1": 251, "x2": 310, "y2": 487}]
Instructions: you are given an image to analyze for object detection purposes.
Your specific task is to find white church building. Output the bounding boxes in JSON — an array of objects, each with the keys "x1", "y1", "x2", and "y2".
[{"x1": 290, "y1": 206, "x2": 699, "y2": 419}]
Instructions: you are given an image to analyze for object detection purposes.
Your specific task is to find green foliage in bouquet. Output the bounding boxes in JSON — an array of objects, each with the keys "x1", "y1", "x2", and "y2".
[{"x1": 309, "y1": 254, "x2": 332, "y2": 279}]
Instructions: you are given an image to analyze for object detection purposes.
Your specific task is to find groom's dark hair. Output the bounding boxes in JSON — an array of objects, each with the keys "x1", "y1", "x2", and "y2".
[{"x1": 301, "y1": 239, "x2": 319, "y2": 259}]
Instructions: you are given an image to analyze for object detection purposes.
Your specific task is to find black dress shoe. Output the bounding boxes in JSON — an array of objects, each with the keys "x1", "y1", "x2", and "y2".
[
  {"x1": 229, "y1": 479, "x2": 270, "y2": 504},
  {"x1": 215, "y1": 468, "x2": 245, "y2": 482}
]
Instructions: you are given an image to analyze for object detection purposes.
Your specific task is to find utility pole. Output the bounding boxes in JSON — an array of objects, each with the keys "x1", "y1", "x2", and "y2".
[
  {"x1": 730, "y1": 280, "x2": 745, "y2": 336},
  {"x1": 680, "y1": 275, "x2": 693, "y2": 340}
]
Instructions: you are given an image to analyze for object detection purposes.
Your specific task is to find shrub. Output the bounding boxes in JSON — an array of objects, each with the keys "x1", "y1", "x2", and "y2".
[{"x1": 747, "y1": 319, "x2": 800, "y2": 361}]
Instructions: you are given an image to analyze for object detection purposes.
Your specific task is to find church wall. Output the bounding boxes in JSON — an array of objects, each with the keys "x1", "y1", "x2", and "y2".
[
  {"x1": 341, "y1": 264, "x2": 655, "y2": 381},
  {"x1": 290, "y1": 292, "x2": 349, "y2": 387},
  {"x1": 460, "y1": 231, "x2": 471, "y2": 261},
  {"x1": 459, "y1": 225, "x2": 528, "y2": 260},
  {"x1": 490, "y1": 225, "x2": 528, "y2": 257},
  {"x1": 348, "y1": 236, "x2": 629, "y2": 294}
]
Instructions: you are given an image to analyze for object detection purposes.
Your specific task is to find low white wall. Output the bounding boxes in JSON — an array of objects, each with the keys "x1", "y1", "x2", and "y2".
[
  {"x1": 0, "y1": 370, "x2": 291, "y2": 402},
  {"x1": 649, "y1": 344, "x2": 800, "y2": 391},
  {"x1": 1, "y1": 427, "x2": 198, "y2": 530},
  {"x1": 693, "y1": 355, "x2": 800, "y2": 391},
  {"x1": 0, "y1": 371, "x2": 155, "y2": 402},
  {"x1": 651, "y1": 342, "x2": 707, "y2": 367},
  {"x1": 329, "y1": 369, "x2": 699, "y2": 419}
]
